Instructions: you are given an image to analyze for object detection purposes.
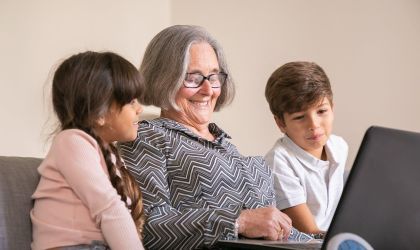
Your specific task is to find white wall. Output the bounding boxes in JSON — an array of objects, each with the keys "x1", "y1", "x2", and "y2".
[
  {"x1": 172, "y1": 0, "x2": 420, "y2": 167},
  {"x1": 0, "y1": 0, "x2": 170, "y2": 157},
  {"x1": 2, "y1": 0, "x2": 420, "y2": 169}
]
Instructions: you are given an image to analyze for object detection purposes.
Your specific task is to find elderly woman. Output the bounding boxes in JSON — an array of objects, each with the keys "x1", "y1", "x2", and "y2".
[{"x1": 119, "y1": 25, "x2": 293, "y2": 249}]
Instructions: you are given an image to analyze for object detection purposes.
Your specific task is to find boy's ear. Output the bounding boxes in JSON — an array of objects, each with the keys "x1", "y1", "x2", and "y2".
[{"x1": 274, "y1": 115, "x2": 286, "y2": 134}]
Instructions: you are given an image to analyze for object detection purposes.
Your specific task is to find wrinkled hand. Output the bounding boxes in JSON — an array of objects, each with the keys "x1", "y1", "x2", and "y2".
[{"x1": 237, "y1": 207, "x2": 292, "y2": 240}]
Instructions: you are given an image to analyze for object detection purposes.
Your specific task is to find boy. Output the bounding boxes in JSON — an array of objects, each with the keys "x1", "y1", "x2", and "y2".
[{"x1": 264, "y1": 61, "x2": 348, "y2": 235}]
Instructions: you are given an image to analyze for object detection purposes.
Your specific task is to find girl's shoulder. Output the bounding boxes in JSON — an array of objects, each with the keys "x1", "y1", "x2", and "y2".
[{"x1": 53, "y1": 129, "x2": 98, "y2": 149}]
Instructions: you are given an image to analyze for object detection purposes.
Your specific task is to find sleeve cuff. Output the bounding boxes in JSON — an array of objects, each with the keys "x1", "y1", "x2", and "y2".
[
  {"x1": 234, "y1": 218, "x2": 240, "y2": 238},
  {"x1": 276, "y1": 196, "x2": 306, "y2": 210}
]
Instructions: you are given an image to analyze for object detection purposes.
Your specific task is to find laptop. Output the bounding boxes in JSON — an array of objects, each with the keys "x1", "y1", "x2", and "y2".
[{"x1": 218, "y1": 126, "x2": 420, "y2": 249}]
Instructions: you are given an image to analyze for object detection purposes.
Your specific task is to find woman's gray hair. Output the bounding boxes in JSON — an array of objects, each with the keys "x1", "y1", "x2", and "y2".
[{"x1": 139, "y1": 25, "x2": 235, "y2": 111}]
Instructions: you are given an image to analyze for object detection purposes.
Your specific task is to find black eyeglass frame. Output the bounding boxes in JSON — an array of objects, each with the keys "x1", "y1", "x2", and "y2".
[{"x1": 183, "y1": 72, "x2": 228, "y2": 88}]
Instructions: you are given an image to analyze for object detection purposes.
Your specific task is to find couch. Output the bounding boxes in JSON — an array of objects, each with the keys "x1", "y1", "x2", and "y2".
[{"x1": 0, "y1": 156, "x2": 41, "y2": 250}]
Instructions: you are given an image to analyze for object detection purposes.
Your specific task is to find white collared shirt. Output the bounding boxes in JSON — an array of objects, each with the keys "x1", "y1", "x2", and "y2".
[{"x1": 264, "y1": 134, "x2": 348, "y2": 231}]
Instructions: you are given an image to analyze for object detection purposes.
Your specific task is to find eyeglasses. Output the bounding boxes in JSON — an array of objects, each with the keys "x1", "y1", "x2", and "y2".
[{"x1": 183, "y1": 72, "x2": 228, "y2": 88}]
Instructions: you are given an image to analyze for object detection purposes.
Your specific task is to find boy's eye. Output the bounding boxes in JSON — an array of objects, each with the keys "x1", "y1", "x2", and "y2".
[
  {"x1": 292, "y1": 115, "x2": 304, "y2": 121},
  {"x1": 318, "y1": 109, "x2": 328, "y2": 114}
]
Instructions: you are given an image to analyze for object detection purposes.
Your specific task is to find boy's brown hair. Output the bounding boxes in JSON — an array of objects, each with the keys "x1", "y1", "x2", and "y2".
[{"x1": 265, "y1": 61, "x2": 333, "y2": 121}]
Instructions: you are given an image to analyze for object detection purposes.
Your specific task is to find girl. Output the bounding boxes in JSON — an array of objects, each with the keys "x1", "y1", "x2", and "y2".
[{"x1": 31, "y1": 51, "x2": 145, "y2": 250}]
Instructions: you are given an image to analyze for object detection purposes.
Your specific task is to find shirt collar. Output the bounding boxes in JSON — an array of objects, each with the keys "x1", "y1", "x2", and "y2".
[
  {"x1": 282, "y1": 135, "x2": 337, "y2": 170},
  {"x1": 144, "y1": 117, "x2": 231, "y2": 142}
]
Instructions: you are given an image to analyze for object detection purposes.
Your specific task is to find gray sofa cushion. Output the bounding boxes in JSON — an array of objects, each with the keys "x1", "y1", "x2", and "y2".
[{"x1": 0, "y1": 156, "x2": 41, "y2": 250}]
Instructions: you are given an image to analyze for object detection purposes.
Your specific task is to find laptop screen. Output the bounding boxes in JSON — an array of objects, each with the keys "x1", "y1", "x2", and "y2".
[{"x1": 324, "y1": 126, "x2": 420, "y2": 249}]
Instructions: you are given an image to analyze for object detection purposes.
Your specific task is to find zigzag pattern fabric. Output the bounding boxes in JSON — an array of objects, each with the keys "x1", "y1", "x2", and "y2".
[{"x1": 119, "y1": 118, "x2": 276, "y2": 249}]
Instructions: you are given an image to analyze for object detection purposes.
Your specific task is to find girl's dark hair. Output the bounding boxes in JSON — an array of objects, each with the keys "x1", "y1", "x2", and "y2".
[
  {"x1": 265, "y1": 61, "x2": 333, "y2": 121},
  {"x1": 52, "y1": 51, "x2": 145, "y2": 237}
]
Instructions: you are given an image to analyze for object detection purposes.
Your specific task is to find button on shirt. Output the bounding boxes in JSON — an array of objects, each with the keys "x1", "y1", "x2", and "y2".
[
  {"x1": 264, "y1": 134, "x2": 348, "y2": 231},
  {"x1": 119, "y1": 118, "x2": 275, "y2": 250}
]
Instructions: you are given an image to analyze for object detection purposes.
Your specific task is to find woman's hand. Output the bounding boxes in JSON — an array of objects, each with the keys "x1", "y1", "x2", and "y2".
[{"x1": 237, "y1": 207, "x2": 292, "y2": 240}]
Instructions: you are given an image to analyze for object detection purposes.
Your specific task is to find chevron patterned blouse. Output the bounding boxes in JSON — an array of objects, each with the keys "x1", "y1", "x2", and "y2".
[{"x1": 119, "y1": 118, "x2": 276, "y2": 249}]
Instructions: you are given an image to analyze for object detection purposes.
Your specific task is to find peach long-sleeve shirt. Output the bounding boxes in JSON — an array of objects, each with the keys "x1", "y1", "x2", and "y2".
[{"x1": 31, "y1": 129, "x2": 144, "y2": 250}]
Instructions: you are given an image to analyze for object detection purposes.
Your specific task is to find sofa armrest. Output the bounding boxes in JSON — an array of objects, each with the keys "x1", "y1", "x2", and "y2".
[{"x1": 0, "y1": 156, "x2": 42, "y2": 250}]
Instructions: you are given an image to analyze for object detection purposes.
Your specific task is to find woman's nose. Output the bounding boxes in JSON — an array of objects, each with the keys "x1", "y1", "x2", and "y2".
[{"x1": 198, "y1": 79, "x2": 214, "y2": 94}]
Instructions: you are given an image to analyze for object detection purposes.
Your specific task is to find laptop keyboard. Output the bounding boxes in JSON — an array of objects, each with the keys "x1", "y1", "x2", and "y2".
[{"x1": 266, "y1": 242, "x2": 322, "y2": 250}]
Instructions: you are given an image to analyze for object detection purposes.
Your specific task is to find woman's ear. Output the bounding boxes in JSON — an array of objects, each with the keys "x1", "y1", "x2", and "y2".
[{"x1": 274, "y1": 115, "x2": 286, "y2": 134}]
